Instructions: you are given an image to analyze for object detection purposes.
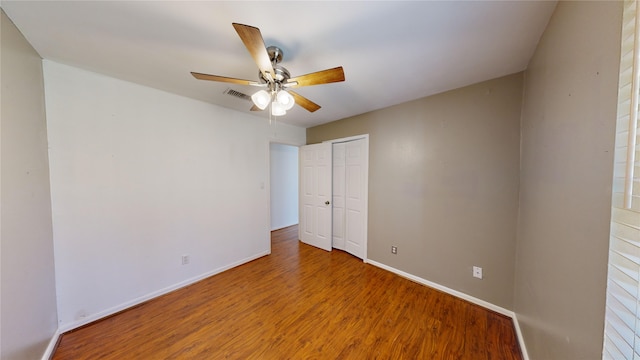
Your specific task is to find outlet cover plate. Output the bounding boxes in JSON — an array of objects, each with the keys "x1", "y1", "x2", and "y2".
[{"x1": 473, "y1": 266, "x2": 483, "y2": 279}]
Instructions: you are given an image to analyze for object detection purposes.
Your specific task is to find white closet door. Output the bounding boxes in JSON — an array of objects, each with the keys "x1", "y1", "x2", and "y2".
[
  {"x1": 299, "y1": 143, "x2": 332, "y2": 251},
  {"x1": 343, "y1": 139, "x2": 366, "y2": 259},
  {"x1": 332, "y1": 143, "x2": 346, "y2": 250}
]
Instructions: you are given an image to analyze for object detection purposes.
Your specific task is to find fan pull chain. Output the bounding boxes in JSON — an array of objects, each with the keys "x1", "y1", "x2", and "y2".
[{"x1": 269, "y1": 91, "x2": 273, "y2": 125}]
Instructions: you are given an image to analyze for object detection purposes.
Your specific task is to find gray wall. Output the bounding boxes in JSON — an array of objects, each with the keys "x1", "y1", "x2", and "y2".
[
  {"x1": 308, "y1": 3, "x2": 624, "y2": 358},
  {"x1": 514, "y1": 1, "x2": 621, "y2": 359},
  {"x1": 308, "y1": 73, "x2": 523, "y2": 309},
  {"x1": 1, "y1": 9, "x2": 58, "y2": 360}
]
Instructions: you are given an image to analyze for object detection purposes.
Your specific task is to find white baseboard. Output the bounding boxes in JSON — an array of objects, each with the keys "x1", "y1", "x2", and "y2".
[
  {"x1": 365, "y1": 259, "x2": 528, "y2": 359},
  {"x1": 512, "y1": 314, "x2": 530, "y2": 360},
  {"x1": 41, "y1": 328, "x2": 62, "y2": 360},
  {"x1": 46, "y1": 253, "x2": 528, "y2": 359},
  {"x1": 270, "y1": 223, "x2": 297, "y2": 231},
  {"x1": 58, "y1": 251, "x2": 270, "y2": 333}
]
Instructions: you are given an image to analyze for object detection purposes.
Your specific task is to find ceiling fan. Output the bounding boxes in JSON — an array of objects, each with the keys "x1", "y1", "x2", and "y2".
[{"x1": 191, "y1": 23, "x2": 345, "y2": 116}]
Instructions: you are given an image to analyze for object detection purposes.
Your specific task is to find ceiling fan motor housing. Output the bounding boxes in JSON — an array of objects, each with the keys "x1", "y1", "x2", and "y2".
[
  {"x1": 258, "y1": 64, "x2": 291, "y2": 87},
  {"x1": 260, "y1": 46, "x2": 291, "y2": 86},
  {"x1": 267, "y1": 46, "x2": 284, "y2": 64}
]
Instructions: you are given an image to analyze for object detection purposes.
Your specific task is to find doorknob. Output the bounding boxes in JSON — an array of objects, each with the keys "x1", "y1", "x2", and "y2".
[{"x1": 325, "y1": 201, "x2": 330, "y2": 205}]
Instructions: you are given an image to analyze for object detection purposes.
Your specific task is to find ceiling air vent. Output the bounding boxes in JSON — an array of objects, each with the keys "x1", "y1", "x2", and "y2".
[{"x1": 224, "y1": 88, "x2": 252, "y2": 102}]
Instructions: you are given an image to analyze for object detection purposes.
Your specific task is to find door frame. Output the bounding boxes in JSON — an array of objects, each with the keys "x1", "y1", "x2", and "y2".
[
  {"x1": 266, "y1": 139, "x2": 304, "y2": 255},
  {"x1": 324, "y1": 134, "x2": 369, "y2": 263},
  {"x1": 268, "y1": 142, "x2": 300, "y2": 232}
]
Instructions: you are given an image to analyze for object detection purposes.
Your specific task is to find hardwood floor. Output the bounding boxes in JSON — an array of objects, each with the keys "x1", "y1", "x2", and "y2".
[{"x1": 52, "y1": 225, "x2": 522, "y2": 359}]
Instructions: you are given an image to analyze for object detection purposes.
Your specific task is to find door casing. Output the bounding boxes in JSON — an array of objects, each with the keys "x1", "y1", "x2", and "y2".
[{"x1": 296, "y1": 134, "x2": 369, "y2": 261}]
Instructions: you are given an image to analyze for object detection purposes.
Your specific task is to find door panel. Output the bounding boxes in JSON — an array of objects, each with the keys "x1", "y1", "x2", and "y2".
[
  {"x1": 332, "y1": 143, "x2": 346, "y2": 250},
  {"x1": 299, "y1": 143, "x2": 332, "y2": 251},
  {"x1": 344, "y1": 139, "x2": 366, "y2": 259}
]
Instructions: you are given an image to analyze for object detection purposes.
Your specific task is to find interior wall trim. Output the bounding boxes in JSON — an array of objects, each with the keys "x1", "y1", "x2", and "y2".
[
  {"x1": 43, "y1": 253, "x2": 528, "y2": 359},
  {"x1": 322, "y1": 134, "x2": 370, "y2": 262},
  {"x1": 366, "y1": 259, "x2": 528, "y2": 360},
  {"x1": 512, "y1": 314, "x2": 529, "y2": 360},
  {"x1": 41, "y1": 328, "x2": 62, "y2": 360},
  {"x1": 56, "y1": 250, "x2": 270, "y2": 333}
]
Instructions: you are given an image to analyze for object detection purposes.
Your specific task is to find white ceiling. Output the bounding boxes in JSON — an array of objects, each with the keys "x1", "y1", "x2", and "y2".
[{"x1": 2, "y1": 1, "x2": 557, "y2": 128}]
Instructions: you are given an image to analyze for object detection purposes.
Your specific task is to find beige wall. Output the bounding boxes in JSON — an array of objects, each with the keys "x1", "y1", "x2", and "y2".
[
  {"x1": 514, "y1": 1, "x2": 621, "y2": 359},
  {"x1": 308, "y1": 73, "x2": 523, "y2": 309},
  {"x1": 1, "y1": 9, "x2": 58, "y2": 359}
]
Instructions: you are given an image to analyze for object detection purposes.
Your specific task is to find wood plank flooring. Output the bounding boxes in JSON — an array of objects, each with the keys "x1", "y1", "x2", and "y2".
[{"x1": 52, "y1": 225, "x2": 522, "y2": 359}]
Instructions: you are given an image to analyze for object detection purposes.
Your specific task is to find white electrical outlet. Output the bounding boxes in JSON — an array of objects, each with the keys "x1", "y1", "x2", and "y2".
[
  {"x1": 391, "y1": 246, "x2": 398, "y2": 254},
  {"x1": 473, "y1": 266, "x2": 483, "y2": 279},
  {"x1": 182, "y1": 255, "x2": 190, "y2": 265}
]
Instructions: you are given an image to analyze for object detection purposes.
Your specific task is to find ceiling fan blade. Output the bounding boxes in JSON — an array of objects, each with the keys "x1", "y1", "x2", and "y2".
[
  {"x1": 250, "y1": 105, "x2": 261, "y2": 111},
  {"x1": 232, "y1": 23, "x2": 275, "y2": 82},
  {"x1": 191, "y1": 72, "x2": 260, "y2": 86},
  {"x1": 289, "y1": 91, "x2": 321, "y2": 112},
  {"x1": 286, "y1": 66, "x2": 345, "y2": 88}
]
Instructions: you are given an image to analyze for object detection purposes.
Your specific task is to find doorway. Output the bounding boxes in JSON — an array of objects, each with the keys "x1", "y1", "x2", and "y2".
[{"x1": 270, "y1": 143, "x2": 299, "y2": 231}]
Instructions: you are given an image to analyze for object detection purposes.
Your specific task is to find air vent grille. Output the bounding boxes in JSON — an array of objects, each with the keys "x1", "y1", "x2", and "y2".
[{"x1": 224, "y1": 88, "x2": 252, "y2": 102}]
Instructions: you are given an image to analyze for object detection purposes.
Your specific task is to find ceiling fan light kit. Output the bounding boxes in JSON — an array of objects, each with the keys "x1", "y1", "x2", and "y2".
[
  {"x1": 271, "y1": 101, "x2": 287, "y2": 116},
  {"x1": 276, "y1": 89, "x2": 295, "y2": 110},
  {"x1": 251, "y1": 90, "x2": 271, "y2": 110},
  {"x1": 191, "y1": 23, "x2": 345, "y2": 117}
]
